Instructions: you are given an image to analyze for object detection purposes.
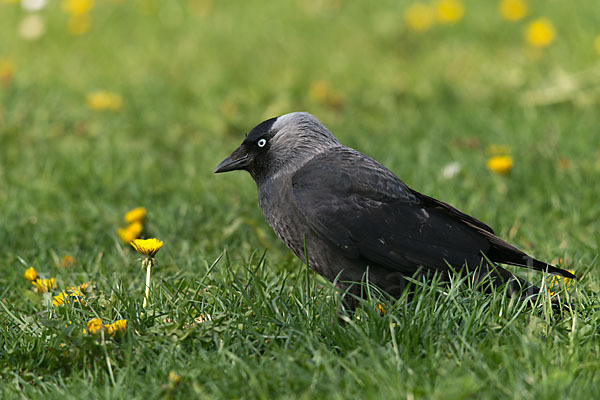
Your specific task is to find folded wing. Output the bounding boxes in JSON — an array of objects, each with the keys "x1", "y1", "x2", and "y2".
[{"x1": 292, "y1": 148, "x2": 574, "y2": 279}]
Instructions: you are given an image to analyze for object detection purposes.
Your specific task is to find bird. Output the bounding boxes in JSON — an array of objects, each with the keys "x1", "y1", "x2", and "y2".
[{"x1": 214, "y1": 112, "x2": 575, "y2": 310}]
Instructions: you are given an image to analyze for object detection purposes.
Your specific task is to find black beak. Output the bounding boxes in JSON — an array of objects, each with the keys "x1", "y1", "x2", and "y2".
[{"x1": 214, "y1": 147, "x2": 251, "y2": 173}]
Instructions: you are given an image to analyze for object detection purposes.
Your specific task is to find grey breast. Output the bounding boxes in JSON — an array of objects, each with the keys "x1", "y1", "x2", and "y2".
[{"x1": 257, "y1": 173, "x2": 333, "y2": 277}]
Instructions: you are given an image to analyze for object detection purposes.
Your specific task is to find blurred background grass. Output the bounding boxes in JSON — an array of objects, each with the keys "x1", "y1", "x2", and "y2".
[
  {"x1": 1, "y1": 0, "x2": 600, "y2": 397},
  {"x1": 2, "y1": 0, "x2": 599, "y2": 273}
]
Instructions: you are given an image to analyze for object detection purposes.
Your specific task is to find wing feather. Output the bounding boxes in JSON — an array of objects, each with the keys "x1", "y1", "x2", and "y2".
[{"x1": 291, "y1": 149, "x2": 490, "y2": 275}]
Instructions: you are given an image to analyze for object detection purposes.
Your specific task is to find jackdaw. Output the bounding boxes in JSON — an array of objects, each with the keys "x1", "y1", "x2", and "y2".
[{"x1": 215, "y1": 112, "x2": 575, "y2": 309}]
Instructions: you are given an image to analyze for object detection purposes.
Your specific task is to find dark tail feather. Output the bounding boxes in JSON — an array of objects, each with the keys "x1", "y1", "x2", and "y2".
[{"x1": 482, "y1": 232, "x2": 576, "y2": 279}]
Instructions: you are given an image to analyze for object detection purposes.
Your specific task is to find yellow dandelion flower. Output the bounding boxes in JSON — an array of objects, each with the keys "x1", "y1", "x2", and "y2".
[
  {"x1": 86, "y1": 90, "x2": 123, "y2": 112},
  {"x1": 129, "y1": 221, "x2": 143, "y2": 237},
  {"x1": 486, "y1": 155, "x2": 513, "y2": 175},
  {"x1": 76, "y1": 282, "x2": 91, "y2": 293},
  {"x1": 68, "y1": 282, "x2": 91, "y2": 296},
  {"x1": 53, "y1": 292, "x2": 68, "y2": 306},
  {"x1": 58, "y1": 255, "x2": 75, "y2": 268},
  {"x1": 106, "y1": 319, "x2": 127, "y2": 336},
  {"x1": 132, "y1": 238, "x2": 164, "y2": 308},
  {"x1": 87, "y1": 318, "x2": 104, "y2": 335},
  {"x1": 595, "y1": 35, "x2": 600, "y2": 55},
  {"x1": 24, "y1": 267, "x2": 38, "y2": 282},
  {"x1": 168, "y1": 370, "x2": 182, "y2": 385},
  {"x1": 377, "y1": 303, "x2": 387, "y2": 315},
  {"x1": 404, "y1": 3, "x2": 436, "y2": 33},
  {"x1": 548, "y1": 270, "x2": 575, "y2": 296},
  {"x1": 52, "y1": 284, "x2": 89, "y2": 306},
  {"x1": 436, "y1": 0, "x2": 464, "y2": 25},
  {"x1": 125, "y1": 207, "x2": 146, "y2": 224},
  {"x1": 117, "y1": 227, "x2": 135, "y2": 244},
  {"x1": 62, "y1": 0, "x2": 94, "y2": 16},
  {"x1": 0, "y1": 59, "x2": 14, "y2": 87},
  {"x1": 558, "y1": 158, "x2": 570, "y2": 170},
  {"x1": 193, "y1": 314, "x2": 212, "y2": 324},
  {"x1": 499, "y1": 0, "x2": 528, "y2": 21},
  {"x1": 118, "y1": 221, "x2": 143, "y2": 244},
  {"x1": 131, "y1": 238, "x2": 164, "y2": 258},
  {"x1": 526, "y1": 18, "x2": 555, "y2": 48},
  {"x1": 309, "y1": 80, "x2": 329, "y2": 102},
  {"x1": 67, "y1": 13, "x2": 92, "y2": 36},
  {"x1": 32, "y1": 278, "x2": 56, "y2": 293}
]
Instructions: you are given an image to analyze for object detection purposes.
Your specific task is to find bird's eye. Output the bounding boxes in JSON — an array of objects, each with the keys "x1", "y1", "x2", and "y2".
[{"x1": 257, "y1": 138, "x2": 267, "y2": 148}]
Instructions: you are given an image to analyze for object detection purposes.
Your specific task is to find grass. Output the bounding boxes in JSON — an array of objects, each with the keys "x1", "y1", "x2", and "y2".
[{"x1": 1, "y1": 0, "x2": 600, "y2": 398}]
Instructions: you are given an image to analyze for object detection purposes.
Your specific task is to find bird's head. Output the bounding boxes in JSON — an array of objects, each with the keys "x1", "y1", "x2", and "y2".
[{"x1": 214, "y1": 112, "x2": 341, "y2": 182}]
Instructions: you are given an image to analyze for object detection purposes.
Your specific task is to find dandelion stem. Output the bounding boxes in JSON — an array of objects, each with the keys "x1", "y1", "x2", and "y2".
[
  {"x1": 101, "y1": 330, "x2": 116, "y2": 386},
  {"x1": 143, "y1": 258, "x2": 153, "y2": 308}
]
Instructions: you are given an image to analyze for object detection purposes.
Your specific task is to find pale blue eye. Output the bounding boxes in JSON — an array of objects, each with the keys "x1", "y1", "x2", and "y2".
[{"x1": 257, "y1": 138, "x2": 267, "y2": 148}]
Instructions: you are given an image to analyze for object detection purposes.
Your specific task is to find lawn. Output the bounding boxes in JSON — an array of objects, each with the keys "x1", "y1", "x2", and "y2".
[{"x1": 1, "y1": 0, "x2": 599, "y2": 398}]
